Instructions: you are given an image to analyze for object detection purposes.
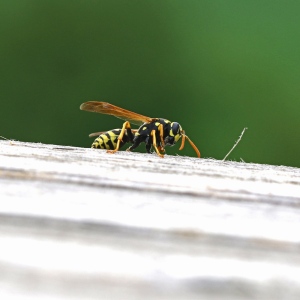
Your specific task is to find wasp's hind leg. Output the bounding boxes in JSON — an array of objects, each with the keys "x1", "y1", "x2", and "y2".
[
  {"x1": 107, "y1": 121, "x2": 132, "y2": 154},
  {"x1": 126, "y1": 135, "x2": 142, "y2": 152},
  {"x1": 126, "y1": 127, "x2": 135, "y2": 143}
]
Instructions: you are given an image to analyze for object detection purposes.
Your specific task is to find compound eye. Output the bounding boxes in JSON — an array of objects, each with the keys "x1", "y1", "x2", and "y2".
[{"x1": 171, "y1": 122, "x2": 180, "y2": 135}]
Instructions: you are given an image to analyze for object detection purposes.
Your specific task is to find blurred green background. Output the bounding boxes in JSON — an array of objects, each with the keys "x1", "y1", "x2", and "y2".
[{"x1": 1, "y1": 1, "x2": 300, "y2": 167}]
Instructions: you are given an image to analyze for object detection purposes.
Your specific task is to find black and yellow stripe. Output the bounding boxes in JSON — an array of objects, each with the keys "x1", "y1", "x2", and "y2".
[{"x1": 92, "y1": 129, "x2": 134, "y2": 150}]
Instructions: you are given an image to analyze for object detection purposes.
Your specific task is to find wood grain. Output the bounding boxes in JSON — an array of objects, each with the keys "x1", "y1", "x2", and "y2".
[{"x1": 1, "y1": 140, "x2": 300, "y2": 300}]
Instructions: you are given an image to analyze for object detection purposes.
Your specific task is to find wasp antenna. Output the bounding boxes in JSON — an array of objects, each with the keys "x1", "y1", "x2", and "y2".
[
  {"x1": 185, "y1": 135, "x2": 201, "y2": 158},
  {"x1": 179, "y1": 132, "x2": 186, "y2": 151}
]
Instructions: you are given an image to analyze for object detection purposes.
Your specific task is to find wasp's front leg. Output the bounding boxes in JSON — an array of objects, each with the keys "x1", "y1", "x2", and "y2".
[
  {"x1": 150, "y1": 130, "x2": 164, "y2": 158},
  {"x1": 157, "y1": 145, "x2": 165, "y2": 153}
]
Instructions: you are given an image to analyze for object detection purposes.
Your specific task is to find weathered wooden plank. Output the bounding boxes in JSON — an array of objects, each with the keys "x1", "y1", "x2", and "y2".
[{"x1": 0, "y1": 140, "x2": 300, "y2": 300}]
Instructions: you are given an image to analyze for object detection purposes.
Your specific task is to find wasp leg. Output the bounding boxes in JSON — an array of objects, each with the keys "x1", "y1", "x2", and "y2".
[
  {"x1": 144, "y1": 137, "x2": 164, "y2": 154},
  {"x1": 126, "y1": 127, "x2": 135, "y2": 143},
  {"x1": 145, "y1": 142, "x2": 151, "y2": 154},
  {"x1": 157, "y1": 145, "x2": 165, "y2": 153},
  {"x1": 107, "y1": 121, "x2": 131, "y2": 154},
  {"x1": 158, "y1": 123, "x2": 165, "y2": 150},
  {"x1": 126, "y1": 135, "x2": 142, "y2": 152},
  {"x1": 151, "y1": 130, "x2": 164, "y2": 158}
]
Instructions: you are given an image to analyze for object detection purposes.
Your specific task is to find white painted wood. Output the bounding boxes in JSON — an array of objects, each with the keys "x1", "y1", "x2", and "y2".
[{"x1": 0, "y1": 140, "x2": 300, "y2": 300}]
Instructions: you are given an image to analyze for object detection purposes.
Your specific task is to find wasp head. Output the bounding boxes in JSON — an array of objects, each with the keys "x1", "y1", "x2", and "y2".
[{"x1": 164, "y1": 122, "x2": 183, "y2": 146}]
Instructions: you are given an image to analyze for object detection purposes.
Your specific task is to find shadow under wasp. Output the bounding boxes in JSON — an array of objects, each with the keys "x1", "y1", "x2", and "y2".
[{"x1": 80, "y1": 101, "x2": 200, "y2": 158}]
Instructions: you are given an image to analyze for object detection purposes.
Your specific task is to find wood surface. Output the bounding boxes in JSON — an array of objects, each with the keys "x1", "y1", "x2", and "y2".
[{"x1": 0, "y1": 140, "x2": 300, "y2": 300}]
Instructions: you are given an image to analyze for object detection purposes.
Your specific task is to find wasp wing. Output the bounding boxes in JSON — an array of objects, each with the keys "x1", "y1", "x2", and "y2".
[
  {"x1": 88, "y1": 129, "x2": 138, "y2": 138},
  {"x1": 89, "y1": 131, "x2": 107, "y2": 138},
  {"x1": 80, "y1": 101, "x2": 155, "y2": 125}
]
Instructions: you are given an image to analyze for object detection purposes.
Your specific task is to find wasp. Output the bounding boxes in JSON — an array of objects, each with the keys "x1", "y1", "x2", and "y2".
[{"x1": 80, "y1": 101, "x2": 200, "y2": 158}]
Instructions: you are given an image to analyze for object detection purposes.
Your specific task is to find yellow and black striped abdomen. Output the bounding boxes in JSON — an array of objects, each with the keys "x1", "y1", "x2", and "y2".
[
  {"x1": 92, "y1": 129, "x2": 121, "y2": 150},
  {"x1": 91, "y1": 129, "x2": 135, "y2": 150}
]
